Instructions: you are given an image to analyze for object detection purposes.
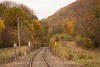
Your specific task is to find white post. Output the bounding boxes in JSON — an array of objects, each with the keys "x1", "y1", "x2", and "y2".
[
  {"x1": 14, "y1": 43, "x2": 16, "y2": 48},
  {"x1": 24, "y1": 52, "x2": 27, "y2": 55},
  {"x1": 14, "y1": 43, "x2": 18, "y2": 67},
  {"x1": 28, "y1": 41, "x2": 31, "y2": 47},
  {"x1": 14, "y1": 43, "x2": 17, "y2": 60},
  {"x1": 28, "y1": 41, "x2": 31, "y2": 63}
]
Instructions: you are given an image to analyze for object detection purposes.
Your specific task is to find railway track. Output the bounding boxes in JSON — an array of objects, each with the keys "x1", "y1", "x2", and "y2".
[
  {"x1": 29, "y1": 47, "x2": 43, "y2": 67},
  {"x1": 43, "y1": 47, "x2": 53, "y2": 67},
  {"x1": 29, "y1": 47, "x2": 53, "y2": 67}
]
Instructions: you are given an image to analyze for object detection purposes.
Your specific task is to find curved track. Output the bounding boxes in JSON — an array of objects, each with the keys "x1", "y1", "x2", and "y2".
[
  {"x1": 43, "y1": 47, "x2": 53, "y2": 67},
  {"x1": 29, "y1": 47, "x2": 43, "y2": 67},
  {"x1": 29, "y1": 47, "x2": 53, "y2": 67}
]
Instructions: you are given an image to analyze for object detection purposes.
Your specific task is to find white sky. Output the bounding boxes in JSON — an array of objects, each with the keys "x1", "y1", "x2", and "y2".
[{"x1": 0, "y1": 0, "x2": 76, "y2": 20}]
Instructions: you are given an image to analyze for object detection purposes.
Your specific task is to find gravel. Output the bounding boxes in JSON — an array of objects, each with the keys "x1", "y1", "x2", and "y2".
[{"x1": 32, "y1": 47, "x2": 48, "y2": 67}]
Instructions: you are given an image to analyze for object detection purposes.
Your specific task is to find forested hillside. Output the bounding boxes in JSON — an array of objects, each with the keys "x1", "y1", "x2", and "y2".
[
  {"x1": 48, "y1": 0, "x2": 100, "y2": 66},
  {"x1": 47, "y1": 0, "x2": 100, "y2": 48}
]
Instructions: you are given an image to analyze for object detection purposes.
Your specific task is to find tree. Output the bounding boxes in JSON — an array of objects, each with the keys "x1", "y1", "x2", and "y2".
[
  {"x1": 0, "y1": 19, "x2": 5, "y2": 47},
  {"x1": 0, "y1": 3, "x2": 7, "y2": 18},
  {"x1": 4, "y1": 7, "x2": 32, "y2": 27},
  {"x1": 39, "y1": 19, "x2": 50, "y2": 46},
  {"x1": 65, "y1": 18, "x2": 75, "y2": 35},
  {"x1": 0, "y1": 18, "x2": 5, "y2": 31},
  {"x1": 0, "y1": 1, "x2": 38, "y2": 48},
  {"x1": 1, "y1": 27, "x2": 17, "y2": 48},
  {"x1": 33, "y1": 19, "x2": 43, "y2": 38}
]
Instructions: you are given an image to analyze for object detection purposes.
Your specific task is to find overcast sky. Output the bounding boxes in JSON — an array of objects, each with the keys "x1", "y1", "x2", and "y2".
[{"x1": 0, "y1": 0, "x2": 76, "y2": 20}]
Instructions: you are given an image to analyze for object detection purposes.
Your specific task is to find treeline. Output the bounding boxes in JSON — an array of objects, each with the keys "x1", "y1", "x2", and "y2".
[
  {"x1": 0, "y1": 1, "x2": 48, "y2": 48},
  {"x1": 47, "y1": 0, "x2": 100, "y2": 48}
]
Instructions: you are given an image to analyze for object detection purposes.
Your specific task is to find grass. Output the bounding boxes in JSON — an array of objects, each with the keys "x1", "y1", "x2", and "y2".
[
  {"x1": 0, "y1": 46, "x2": 28, "y2": 64},
  {"x1": 53, "y1": 41, "x2": 100, "y2": 67}
]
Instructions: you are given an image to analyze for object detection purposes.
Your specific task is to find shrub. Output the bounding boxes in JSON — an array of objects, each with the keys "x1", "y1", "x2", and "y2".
[
  {"x1": 82, "y1": 38, "x2": 93, "y2": 48},
  {"x1": 75, "y1": 35, "x2": 83, "y2": 45},
  {"x1": 75, "y1": 35, "x2": 93, "y2": 48}
]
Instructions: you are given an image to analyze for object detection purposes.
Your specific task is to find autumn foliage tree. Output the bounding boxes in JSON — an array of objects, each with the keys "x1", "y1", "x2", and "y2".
[
  {"x1": 0, "y1": 18, "x2": 5, "y2": 47},
  {"x1": 63, "y1": 18, "x2": 75, "y2": 35},
  {"x1": 39, "y1": 19, "x2": 50, "y2": 46},
  {"x1": 0, "y1": 1, "x2": 39, "y2": 48}
]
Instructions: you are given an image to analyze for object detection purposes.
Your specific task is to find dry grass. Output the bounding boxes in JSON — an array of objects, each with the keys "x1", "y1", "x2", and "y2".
[
  {"x1": 53, "y1": 41, "x2": 100, "y2": 67},
  {"x1": 0, "y1": 46, "x2": 28, "y2": 64}
]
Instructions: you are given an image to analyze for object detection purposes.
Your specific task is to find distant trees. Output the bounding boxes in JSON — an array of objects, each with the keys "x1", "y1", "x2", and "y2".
[
  {"x1": 39, "y1": 19, "x2": 50, "y2": 46},
  {"x1": 40, "y1": 19, "x2": 49, "y2": 35}
]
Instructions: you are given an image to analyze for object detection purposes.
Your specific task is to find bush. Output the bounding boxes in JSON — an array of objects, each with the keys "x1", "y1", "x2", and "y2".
[
  {"x1": 82, "y1": 38, "x2": 93, "y2": 48},
  {"x1": 75, "y1": 35, "x2": 93, "y2": 48},
  {"x1": 75, "y1": 35, "x2": 83, "y2": 46}
]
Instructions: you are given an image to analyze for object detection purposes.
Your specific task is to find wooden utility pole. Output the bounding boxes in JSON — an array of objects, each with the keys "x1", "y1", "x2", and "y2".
[
  {"x1": 17, "y1": 17, "x2": 20, "y2": 47},
  {"x1": 17, "y1": 17, "x2": 21, "y2": 56}
]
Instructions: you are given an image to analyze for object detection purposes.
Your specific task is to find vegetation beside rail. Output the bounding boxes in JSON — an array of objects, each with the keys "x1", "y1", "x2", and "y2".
[
  {"x1": 49, "y1": 34, "x2": 100, "y2": 67},
  {"x1": 0, "y1": 46, "x2": 27, "y2": 64}
]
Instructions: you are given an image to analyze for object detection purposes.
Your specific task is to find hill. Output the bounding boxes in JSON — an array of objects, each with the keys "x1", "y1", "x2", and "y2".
[
  {"x1": 47, "y1": 0, "x2": 100, "y2": 47},
  {"x1": 47, "y1": 0, "x2": 99, "y2": 34}
]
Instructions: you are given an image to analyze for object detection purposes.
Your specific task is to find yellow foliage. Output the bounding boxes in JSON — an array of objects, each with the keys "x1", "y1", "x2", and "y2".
[
  {"x1": 0, "y1": 19, "x2": 5, "y2": 31},
  {"x1": 54, "y1": 42, "x2": 59, "y2": 47},
  {"x1": 66, "y1": 19, "x2": 75, "y2": 35},
  {"x1": 33, "y1": 19, "x2": 43, "y2": 31}
]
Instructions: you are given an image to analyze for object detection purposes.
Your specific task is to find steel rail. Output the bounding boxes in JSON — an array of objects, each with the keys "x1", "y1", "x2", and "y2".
[
  {"x1": 43, "y1": 47, "x2": 53, "y2": 67},
  {"x1": 29, "y1": 47, "x2": 43, "y2": 67}
]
